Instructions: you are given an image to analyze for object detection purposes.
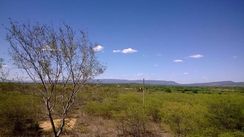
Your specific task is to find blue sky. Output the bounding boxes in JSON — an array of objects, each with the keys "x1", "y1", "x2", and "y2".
[{"x1": 0, "y1": 0, "x2": 244, "y2": 83}]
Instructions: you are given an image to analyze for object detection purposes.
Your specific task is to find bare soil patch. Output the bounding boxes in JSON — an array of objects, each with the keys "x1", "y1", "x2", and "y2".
[{"x1": 39, "y1": 118, "x2": 77, "y2": 132}]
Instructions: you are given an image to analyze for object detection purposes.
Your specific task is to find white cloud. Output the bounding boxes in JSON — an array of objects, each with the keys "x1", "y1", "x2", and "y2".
[
  {"x1": 189, "y1": 54, "x2": 204, "y2": 58},
  {"x1": 113, "y1": 49, "x2": 121, "y2": 53},
  {"x1": 173, "y1": 59, "x2": 183, "y2": 63},
  {"x1": 122, "y1": 48, "x2": 138, "y2": 54},
  {"x1": 183, "y1": 72, "x2": 189, "y2": 75},
  {"x1": 93, "y1": 45, "x2": 104, "y2": 52},
  {"x1": 113, "y1": 48, "x2": 138, "y2": 54}
]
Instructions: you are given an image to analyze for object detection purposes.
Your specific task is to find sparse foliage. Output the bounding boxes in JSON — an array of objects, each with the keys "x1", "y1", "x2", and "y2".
[
  {"x1": 6, "y1": 20, "x2": 105, "y2": 137},
  {"x1": 0, "y1": 58, "x2": 9, "y2": 82}
]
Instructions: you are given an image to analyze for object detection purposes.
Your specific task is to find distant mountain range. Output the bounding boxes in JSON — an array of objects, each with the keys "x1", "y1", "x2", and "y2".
[
  {"x1": 91, "y1": 79, "x2": 244, "y2": 87},
  {"x1": 185, "y1": 81, "x2": 244, "y2": 87},
  {"x1": 92, "y1": 79, "x2": 178, "y2": 85}
]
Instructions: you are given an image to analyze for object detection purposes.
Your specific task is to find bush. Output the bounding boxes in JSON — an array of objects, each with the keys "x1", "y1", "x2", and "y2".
[
  {"x1": 192, "y1": 90, "x2": 198, "y2": 94},
  {"x1": 84, "y1": 92, "x2": 153, "y2": 137},
  {"x1": 82, "y1": 87, "x2": 244, "y2": 137},
  {"x1": 145, "y1": 97, "x2": 162, "y2": 122},
  {"x1": 84, "y1": 92, "x2": 143, "y2": 118},
  {"x1": 160, "y1": 102, "x2": 208, "y2": 137},
  {"x1": 218, "y1": 131, "x2": 244, "y2": 137},
  {"x1": 84, "y1": 99, "x2": 115, "y2": 118},
  {"x1": 114, "y1": 103, "x2": 148, "y2": 137},
  {"x1": 165, "y1": 88, "x2": 172, "y2": 93},
  {"x1": 0, "y1": 92, "x2": 41, "y2": 136},
  {"x1": 0, "y1": 83, "x2": 35, "y2": 93},
  {"x1": 208, "y1": 98, "x2": 244, "y2": 130}
]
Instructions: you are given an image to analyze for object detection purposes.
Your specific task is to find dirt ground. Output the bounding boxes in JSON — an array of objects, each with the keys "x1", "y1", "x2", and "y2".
[
  {"x1": 39, "y1": 113, "x2": 172, "y2": 137},
  {"x1": 39, "y1": 118, "x2": 77, "y2": 132}
]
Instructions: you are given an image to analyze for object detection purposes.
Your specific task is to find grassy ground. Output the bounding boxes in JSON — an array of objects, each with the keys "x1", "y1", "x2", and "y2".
[{"x1": 0, "y1": 83, "x2": 243, "y2": 137}]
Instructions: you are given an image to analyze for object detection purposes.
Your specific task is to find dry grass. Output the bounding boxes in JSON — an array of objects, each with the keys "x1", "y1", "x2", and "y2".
[
  {"x1": 39, "y1": 118, "x2": 77, "y2": 132},
  {"x1": 39, "y1": 114, "x2": 173, "y2": 137},
  {"x1": 60, "y1": 113, "x2": 172, "y2": 137}
]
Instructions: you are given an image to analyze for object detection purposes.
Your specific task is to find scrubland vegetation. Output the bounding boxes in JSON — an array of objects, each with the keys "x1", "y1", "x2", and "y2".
[{"x1": 0, "y1": 83, "x2": 243, "y2": 137}]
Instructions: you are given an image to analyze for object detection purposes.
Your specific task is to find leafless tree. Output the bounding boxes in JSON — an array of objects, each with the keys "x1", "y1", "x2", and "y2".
[
  {"x1": 6, "y1": 21, "x2": 105, "y2": 137},
  {"x1": 0, "y1": 58, "x2": 9, "y2": 82}
]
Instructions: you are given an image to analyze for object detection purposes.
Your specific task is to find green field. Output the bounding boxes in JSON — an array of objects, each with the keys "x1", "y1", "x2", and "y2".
[{"x1": 0, "y1": 83, "x2": 243, "y2": 137}]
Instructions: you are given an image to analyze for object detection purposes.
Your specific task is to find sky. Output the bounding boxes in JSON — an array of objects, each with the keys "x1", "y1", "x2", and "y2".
[{"x1": 0, "y1": 0, "x2": 244, "y2": 83}]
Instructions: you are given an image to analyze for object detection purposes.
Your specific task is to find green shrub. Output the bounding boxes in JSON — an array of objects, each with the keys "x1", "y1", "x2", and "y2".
[
  {"x1": 165, "y1": 88, "x2": 172, "y2": 93},
  {"x1": 84, "y1": 99, "x2": 115, "y2": 118},
  {"x1": 114, "y1": 103, "x2": 148, "y2": 137},
  {"x1": 84, "y1": 92, "x2": 142, "y2": 118},
  {"x1": 160, "y1": 102, "x2": 208, "y2": 137},
  {"x1": 145, "y1": 97, "x2": 162, "y2": 122},
  {"x1": 192, "y1": 90, "x2": 198, "y2": 94},
  {"x1": 208, "y1": 98, "x2": 244, "y2": 130},
  {"x1": 0, "y1": 92, "x2": 41, "y2": 136},
  {"x1": 0, "y1": 83, "x2": 36, "y2": 93},
  {"x1": 81, "y1": 86, "x2": 244, "y2": 137},
  {"x1": 218, "y1": 131, "x2": 244, "y2": 137}
]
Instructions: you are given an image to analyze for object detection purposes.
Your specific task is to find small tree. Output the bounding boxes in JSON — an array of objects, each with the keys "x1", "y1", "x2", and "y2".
[{"x1": 6, "y1": 21, "x2": 105, "y2": 137}]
